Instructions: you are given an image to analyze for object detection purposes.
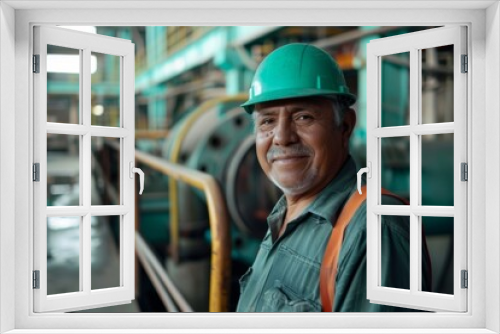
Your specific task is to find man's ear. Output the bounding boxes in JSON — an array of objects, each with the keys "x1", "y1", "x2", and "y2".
[{"x1": 341, "y1": 108, "x2": 356, "y2": 149}]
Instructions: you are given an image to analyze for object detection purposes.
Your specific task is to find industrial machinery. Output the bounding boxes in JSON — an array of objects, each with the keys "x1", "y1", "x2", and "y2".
[{"x1": 45, "y1": 26, "x2": 455, "y2": 312}]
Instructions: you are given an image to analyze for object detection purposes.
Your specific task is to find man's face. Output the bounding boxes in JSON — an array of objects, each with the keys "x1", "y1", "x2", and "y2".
[{"x1": 254, "y1": 97, "x2": 350, "y2": 199}]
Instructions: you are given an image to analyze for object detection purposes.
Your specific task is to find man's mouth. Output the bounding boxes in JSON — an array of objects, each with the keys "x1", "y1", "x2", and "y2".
[
  {"x1": 267, "y1": 145, "x2": 313, "y2": 163},
  {"x1": 271, "y1": 155, "x2": 309, "y2": 163}
]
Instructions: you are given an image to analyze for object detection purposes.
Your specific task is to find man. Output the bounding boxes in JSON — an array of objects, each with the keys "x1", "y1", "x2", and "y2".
[{"x1": 236, "y1": 43, "x2": 431, "y2": 312}]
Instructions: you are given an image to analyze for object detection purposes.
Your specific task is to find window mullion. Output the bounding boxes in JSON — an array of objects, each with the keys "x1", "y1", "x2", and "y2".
[
  {"x1": 413, "y1": 123, "x2": 454, "y2": 135},
  {"x1": 90, "y1": 205, "x2": 129, "y2": 216},
  {"x1": 46, "y1": 206, "x2": 89, "y2": 216},
  {"x1": 46, "y1": 123, "x2": 88, "y2": 136},
  {"x1": 82, "y1": 47, "x2": 92, "y2": 294},
  {"x1": 409, "y1": 48, "x2": 420, "y2": 294}
]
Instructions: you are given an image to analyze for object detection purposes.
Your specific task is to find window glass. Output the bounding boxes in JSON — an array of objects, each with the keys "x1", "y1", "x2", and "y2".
[
  {"x1": 421, "y1": 45, "x2": 454, "y2": 124},
  {"x1": 91, "y1": 137, "x2": 121, "y2": 205},
  {"x1": 381, "y1": 52, "x2": 410, "y2": 127},
  {"x1": 47, "y1": 216, "x2": 81, "y2": 295},
  {"x1": 91, "y1": 52, "x2": 121, "y2": 127},
  {"x1": 381, "y1": 136, "x2": 410, "y2": 203},
  {"x1": 421, "y1": 134, "x2": 454, "y2": 206},
  {"x1": 47, "y1": 45, "x2": 80, "y2": 124},
  {"x1": 47, "y1": 134, "x2": 80, "y2": 206},
  {"x1": 422, "y1": 216, "x2": 454, "y2": 295},
  {"x1": 380, "y1": 215, "x2": 410, "y2": 290},
  {"x1": 91, "y1": 215, "x2": 121, "y2": 290}
]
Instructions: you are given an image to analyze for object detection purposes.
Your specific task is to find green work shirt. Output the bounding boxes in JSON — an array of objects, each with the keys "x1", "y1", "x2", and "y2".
[{"x1": 236, "y1": 157, "x2": 430, "y2": 312}]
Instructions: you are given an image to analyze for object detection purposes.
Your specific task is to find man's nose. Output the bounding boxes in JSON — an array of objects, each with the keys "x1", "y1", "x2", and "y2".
[{"x1": 272, "y1": 116, "x2": 298, "y2": 146}]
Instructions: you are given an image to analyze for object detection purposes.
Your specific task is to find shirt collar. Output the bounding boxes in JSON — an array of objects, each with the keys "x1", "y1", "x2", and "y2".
[
  {"x1": 307, "y1": 156, "x2": 357, "y2": 223},
  {"x1": 266, "y1": 156, "x2": 358, "y2": 236}
]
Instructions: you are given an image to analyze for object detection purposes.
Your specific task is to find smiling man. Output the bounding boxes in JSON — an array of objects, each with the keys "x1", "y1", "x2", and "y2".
[{"x1": 236, "y1": 43, "x2": 431, "y2": 312}]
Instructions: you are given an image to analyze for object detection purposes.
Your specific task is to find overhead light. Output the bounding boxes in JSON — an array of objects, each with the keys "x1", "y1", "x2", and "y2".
[
  {"x1": 47, "y1": 55, "x2": 97, "y2": 74},
  {"x1": 92, "y1": 105, "x2": 104, "y2": 116}
]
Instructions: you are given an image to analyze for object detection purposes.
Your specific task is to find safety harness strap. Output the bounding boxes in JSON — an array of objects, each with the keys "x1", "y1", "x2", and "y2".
[{"x1": 320, "y1": 185, "x2": 415, "y2": 312}]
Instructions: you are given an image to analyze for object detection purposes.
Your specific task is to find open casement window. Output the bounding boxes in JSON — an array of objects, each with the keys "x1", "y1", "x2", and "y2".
[
  {"x1": 365, "y1": 26, "x2": 467, "y2": 312},
  {"x1": 33, "y1": 26, "x2": 140, "y2": 312}
]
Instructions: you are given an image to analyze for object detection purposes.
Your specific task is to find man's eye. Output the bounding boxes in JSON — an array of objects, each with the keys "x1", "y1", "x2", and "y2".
[
  {"x1": 296, "y1": 114, "x2": 314, "y2": 121},
  {"x1": 260, "y1": 118, "x2": 274, "y2": 126}
]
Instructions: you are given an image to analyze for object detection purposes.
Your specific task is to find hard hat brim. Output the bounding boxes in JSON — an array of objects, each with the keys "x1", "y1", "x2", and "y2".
[{"x1": 241, "y1": 88, "x2": 356, "y2": 114}]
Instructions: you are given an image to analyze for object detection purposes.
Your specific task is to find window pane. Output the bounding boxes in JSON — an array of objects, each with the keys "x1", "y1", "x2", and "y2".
[
  {"x1": 381, "y1": 52, "x2": 410, "y2": 127},
  {"x1": 91, "y1": 215, "x2": 121, "y2": 290},
  {"x1": 91, "y1": 137, "x2": 120, "y2": 205},
  {"x1": 47, "y1": 45, "x2": 80, "y2": 124},
  {"x1": 381, "y1": 136, "x2": 410, "y2": 204},
  {"x1": 47, "y1": 216, "x2": 80, "y2": 295},
  {"x1": 91, "y1": 52, "x2": 120, "y2": 127},
  {"x1": 421, "y1": 45, "x2": 454, "y2": 124},
  {"x1": 421, "y1": 133, "x2": 454, "y2": 206},
  {"x1": 47, "y1": 134, "x2": 80, "y2": 206},
  {"x1": 421, "y1": 216, "x2": 454, "y2": 295},
  {"x1": 380, "y1": 215, "x2": 409, "y2": 290}
]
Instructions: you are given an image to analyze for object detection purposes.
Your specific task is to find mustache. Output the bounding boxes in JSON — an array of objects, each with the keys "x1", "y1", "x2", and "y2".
[{"x1": 267, "y1": 144, "x2": 313, "y2": 162}]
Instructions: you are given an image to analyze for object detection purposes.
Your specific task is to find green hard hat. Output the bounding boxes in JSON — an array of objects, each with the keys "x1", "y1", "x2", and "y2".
[{"x1": 241, "y1": 43, "x2": 356, "y2": 113}]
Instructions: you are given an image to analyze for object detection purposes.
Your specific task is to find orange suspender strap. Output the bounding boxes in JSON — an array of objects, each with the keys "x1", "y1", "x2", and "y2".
[{"x1": 320, "y1": 185, "x2": 421, "y2": 312}]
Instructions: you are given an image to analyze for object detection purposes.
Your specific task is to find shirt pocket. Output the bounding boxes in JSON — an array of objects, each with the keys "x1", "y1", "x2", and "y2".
[
  {"x1": 238, "y1": 267, "x2": 253, "y2": 295},
  {"x1": 261, "y1": 280, "x2": 321, "y2": 312},
  {"x1": 268, "y1": 245, "x2": 322, "y2": 301}
]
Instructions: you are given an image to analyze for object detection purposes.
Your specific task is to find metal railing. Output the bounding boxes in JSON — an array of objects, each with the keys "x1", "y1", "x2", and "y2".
[
  {"x1": 131, "y1": 148, "x2": 231, "y2": 312},
  {"x1": 135, "y1": 233, "x2": 193, "y2": 312},
  {"x1": 135, "y1": 130, "x2": 170, "y2": 140},
  {"x1": 167, "y1": 94, "x2": 247, "y2": 263}
]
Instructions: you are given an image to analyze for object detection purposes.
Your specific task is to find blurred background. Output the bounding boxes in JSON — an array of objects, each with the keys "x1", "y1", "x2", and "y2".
[{"x1": 45, "y1": 26, "x2": 455, "y2": 312}]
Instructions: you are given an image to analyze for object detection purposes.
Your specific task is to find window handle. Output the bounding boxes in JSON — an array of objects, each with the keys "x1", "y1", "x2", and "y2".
[
  {"x1": 357, "y1": 162, "x2": 371, "y2": 194},
  {"x1": 129, "y1": 162, "x2": 144, "y2": 195}
]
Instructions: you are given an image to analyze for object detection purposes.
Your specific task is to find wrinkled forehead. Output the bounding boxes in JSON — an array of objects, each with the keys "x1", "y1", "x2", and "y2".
[{"x1": 254, "y1": 96, "x2": 332, "y2": 114}]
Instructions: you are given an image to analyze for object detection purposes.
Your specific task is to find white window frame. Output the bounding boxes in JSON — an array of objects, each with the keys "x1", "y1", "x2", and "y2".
[
  {"x1": 365, "y1": 26, "x2": 467, "y2": 312},
  {"x1": 1, "y1": 2, "x2": 499, "y2": 333},
  {"x1": 33, "y1": 25, "x2": 136, "y2": 313}
]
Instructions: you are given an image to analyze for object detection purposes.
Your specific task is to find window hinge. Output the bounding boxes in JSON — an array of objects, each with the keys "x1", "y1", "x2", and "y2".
[
  {"x1": 33, "y1": 163, "x2": 40, "y2": 182},
  {"x1": 461, "y1": 270, "x2": 468, "y2": 289},
  {"x1": 33, "y1": 54, "x2": 40, "y2": 73},
  {"x1": 461, "y1": 54, "x2": 468, "y2": 73},
  {"x1": 33, "y1": 270, "x2": 40, "y2": 289},
  {"x1": 461, "y1": 162, "x2": 468, "y2": 181}
]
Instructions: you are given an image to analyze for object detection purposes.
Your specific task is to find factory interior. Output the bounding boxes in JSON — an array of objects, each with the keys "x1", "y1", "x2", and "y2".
[{"x1": 45, "y1": 26, "x2": 455, "y2": 312}]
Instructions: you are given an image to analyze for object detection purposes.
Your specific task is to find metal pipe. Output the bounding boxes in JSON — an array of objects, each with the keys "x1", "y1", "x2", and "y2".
[
  {"x1": 135, "y1": 130, "x2": 170, "y2": 140},
  {"x1": 135, "y1": 234, "x2": 179, "y2": 312},
  {"x1": 167, "y1": 94, "x2": 246, "y2": 263},
  {"x1": 136, "y1": 233, "x2": 192, "y2": 312},
  {"x1": 234, "y1": 45, "x2": 258, "y2": 71},
  {"x1": 136, "y1": 74, "x2": 224, "y2": 105},
  {"x1": 134, "y1": 149, "x2": 231, "y2": 312}
]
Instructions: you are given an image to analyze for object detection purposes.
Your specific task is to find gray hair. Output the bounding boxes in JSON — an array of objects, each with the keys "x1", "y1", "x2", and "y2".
[{"x1": 330, "y1": 95, "x2": 351, "y2": 128}]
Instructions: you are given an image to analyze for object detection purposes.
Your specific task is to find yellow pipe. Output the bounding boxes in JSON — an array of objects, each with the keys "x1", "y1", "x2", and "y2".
[
  {"x1": 167, "y1": 94, "x2": 248, "y2": 262},
  {"x1": 135, "y1": 130, "x2": 170, "y2": 140},
  {"x1": 134, "y1": 149, "x2": 231, "y2": 312}
]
